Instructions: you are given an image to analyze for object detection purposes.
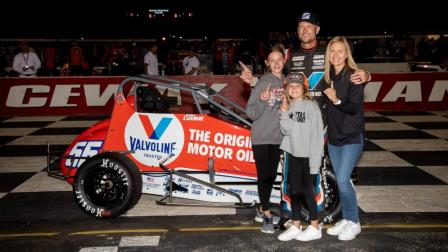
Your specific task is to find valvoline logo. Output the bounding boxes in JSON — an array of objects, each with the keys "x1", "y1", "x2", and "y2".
[
  {"x1": 125, "y1": 113, "x2": 184, "y2": 166},
  {"x1": 139, "y1": 115, "x2": 173, "y2": 140}
]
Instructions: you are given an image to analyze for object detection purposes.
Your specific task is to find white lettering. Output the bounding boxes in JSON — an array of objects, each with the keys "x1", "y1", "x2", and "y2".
[
  {"x1": 428, "y1": 80, "x2": 448, "y2": 102},
  {"x1": 364, "y1": 82, "x2": 382, "y2": 102},
  {"x1": 189, "y1": 129, "x2": 211, "y2": 142},
  {"x1": 84, "y1": 84, "x2": 119, "y2": 106},
  {"x1": 382, "y1": 81, "x2": 422, "y2": 102},
  {"x1": 50, "y1": 85, "x2": 80, "y2": 107},
  {"x1": 6, "y1": 85, "x2": 49, "y2": 107},
  {"x1": 187, "y1": 142, "x2": 233, "y2": 159}
]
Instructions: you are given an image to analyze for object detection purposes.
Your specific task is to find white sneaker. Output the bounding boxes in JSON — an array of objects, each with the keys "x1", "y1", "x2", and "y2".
[
  {"x1": 338, "y1": 221, "x2": 361, "y2": 241},
  {"x1": 277, "y1": 225, "x2": 302, "y2": 241},
  {"x1": 326, "y1": 219, "x2": 348, "y2": 236},
  {"x1": 295, "y1": 225, "x2": 322, "y2": 241}
]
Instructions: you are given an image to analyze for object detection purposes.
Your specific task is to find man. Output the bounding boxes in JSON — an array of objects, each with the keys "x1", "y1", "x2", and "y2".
[
  {"x1": 240, "y1": 11, "x2": 370, "y2": 228},
  {"x1": 144, "y1": 44, "x2": 159, "y2": 75},
  {"x1": 12, "y1": 41, "x2": 41, "y2": 77},
  {"x1": 182, "y1": 47, "x2": 200, "y2": 75}
]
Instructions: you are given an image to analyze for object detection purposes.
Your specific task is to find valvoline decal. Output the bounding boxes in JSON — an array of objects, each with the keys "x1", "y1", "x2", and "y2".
[{"x1": 125, "y1": 113, "x2": 184, "y2": 166}]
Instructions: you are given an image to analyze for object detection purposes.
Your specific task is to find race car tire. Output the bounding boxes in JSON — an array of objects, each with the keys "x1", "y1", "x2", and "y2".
[
  {"x1": 73, "y1": 152, "x2": 142, "y2": 218},
  {"x1": 300, "y1": 168, "x2": 342, "y2": 224}
]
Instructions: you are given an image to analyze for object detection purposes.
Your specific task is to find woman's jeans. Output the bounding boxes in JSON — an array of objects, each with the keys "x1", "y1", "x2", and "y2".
[{"x1": 327, "y1": 134, "x2": 364, "y2": 223}]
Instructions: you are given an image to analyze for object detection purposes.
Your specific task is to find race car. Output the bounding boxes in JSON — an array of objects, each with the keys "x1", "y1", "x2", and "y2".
[{"x1": 47, "y1": 75, "x2": 341, "y2": 223}]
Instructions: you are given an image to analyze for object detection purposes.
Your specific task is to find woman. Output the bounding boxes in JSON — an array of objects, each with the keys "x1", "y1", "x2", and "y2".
[{"x1": 323, "y1": 36, "x2": 365, "y2": 241}]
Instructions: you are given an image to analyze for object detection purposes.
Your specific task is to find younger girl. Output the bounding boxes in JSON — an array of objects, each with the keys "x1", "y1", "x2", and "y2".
[{"x1": 277, "y1": 73, "x2": 324, "y2": 241}]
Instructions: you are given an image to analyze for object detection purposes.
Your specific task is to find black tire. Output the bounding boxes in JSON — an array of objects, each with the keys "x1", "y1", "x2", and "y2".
[
  {"x1": 300, "y1": 168, "x2": 342, "y2": 224},
  {"x1": 73, "y1": 153, "x2": 142, "y2": 218}
]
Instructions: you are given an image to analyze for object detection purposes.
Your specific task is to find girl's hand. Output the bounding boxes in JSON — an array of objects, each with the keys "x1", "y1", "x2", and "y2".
[
  {"x1": 239, "y1": 61, "x2": 254, "y2": 85},
  {"x1": 260, "y1": 83, "x2": 271, "y2": 101},
  {"x1": 280, "y1": 94, "x2": 288, "y2": 112}
]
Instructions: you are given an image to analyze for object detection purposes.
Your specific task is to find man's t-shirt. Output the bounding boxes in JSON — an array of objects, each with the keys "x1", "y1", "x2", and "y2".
[{"x1": 287, "y1": 45, "x2": 328, "y2": 127}]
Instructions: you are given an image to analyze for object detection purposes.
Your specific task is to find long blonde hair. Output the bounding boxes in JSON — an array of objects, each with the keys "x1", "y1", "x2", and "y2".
[{"x1": 324, "y1": 36, "x2": 358, "y2": 84}]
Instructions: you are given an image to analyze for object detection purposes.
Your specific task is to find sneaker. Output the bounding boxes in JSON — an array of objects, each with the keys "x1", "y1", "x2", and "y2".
[
  {"x1": 261, "y1": 216, "x2": 275, "y2": 234},
  {"x1": 277, "y1": 225, "x2": 302, "y2": 241},
  {"x1": 255, "y1": 208, "x2": 280, "y2": 225},
  {"x1": 338, "y1": 221, "x2": 361, "y2": 241},
  {"x1": 295, "y1": 225, "x2": 322, "y2": 241},
  {"x1": 326, "y1": 219, "x2": 348, "y2": 236}
]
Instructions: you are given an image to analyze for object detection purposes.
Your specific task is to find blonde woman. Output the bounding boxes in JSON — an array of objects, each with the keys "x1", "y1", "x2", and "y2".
[{"x1": 323, "y1": 36, "x2": 365, "y2": 241}]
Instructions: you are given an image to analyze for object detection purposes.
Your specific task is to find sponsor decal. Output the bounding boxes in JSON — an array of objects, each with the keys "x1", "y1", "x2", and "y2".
[
  {"x1": 245, "y1": 190, "x2": 258, "y2": 196},
  {"x1": 65, "y1": 140, "x2": 103, "y2": 168},
  {"x1": 186, "y1": 129, "x2": 254, "y2": 162},
  {"x1": 183, "y1": 114, "x2": 204, "y2": 121},
  {"x1": 228, "y1": 188, "x2": 242, "y2": 195},
  {"x1": 292, "y1": 56, "x2": 305, "y2": 61},
  {"x1": 125, "y1": 113, "x2": 184, "y2": 166},
  {"x1": 74, "y1": 190, "x2": 107, "y2": 217},
  {"x1": 306, "y1": 72, "x2": 324, "y2": 90}
]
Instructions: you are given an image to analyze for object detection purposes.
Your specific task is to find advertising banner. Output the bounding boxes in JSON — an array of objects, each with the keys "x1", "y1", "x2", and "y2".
[{"x1": 0, "y1": 73, "x2": 447, "y2": 116}]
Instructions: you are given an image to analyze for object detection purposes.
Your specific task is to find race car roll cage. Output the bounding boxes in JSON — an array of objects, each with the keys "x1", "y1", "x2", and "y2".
[{"x1": 47, "y1": 74, "x2": 255, "y2": 208}]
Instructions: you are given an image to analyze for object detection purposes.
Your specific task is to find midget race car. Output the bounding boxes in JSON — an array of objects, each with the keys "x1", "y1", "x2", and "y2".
[{"x1": 48, "y1": 75, "x2": 341, "y2": 223}]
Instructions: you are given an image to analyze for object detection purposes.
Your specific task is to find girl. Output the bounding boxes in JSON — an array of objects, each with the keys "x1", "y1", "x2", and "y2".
[
  {"x1": 323, "y1": 36, "x2": 365, "y2": 241},
  {"x1": 246, "y1": 45, "x2": 285, "y2": 234},
  {"x1": 277, "y1": 73, "x2": 324, "y2": 241}
]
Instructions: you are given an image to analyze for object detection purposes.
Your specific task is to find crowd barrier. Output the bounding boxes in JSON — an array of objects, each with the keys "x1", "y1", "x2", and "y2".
[{"x1": 0, "y1": 73, "x2": 447, "y2": 116}]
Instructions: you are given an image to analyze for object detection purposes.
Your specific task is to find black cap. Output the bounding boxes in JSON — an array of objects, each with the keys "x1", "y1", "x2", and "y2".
[{"x1": 297, "y1": 12, "x2": 319, "y2": 26}]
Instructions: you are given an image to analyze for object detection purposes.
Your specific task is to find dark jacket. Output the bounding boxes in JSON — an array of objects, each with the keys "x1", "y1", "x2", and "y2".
[{"x1": 326, "y1": 66, "x2": 365, "y2": 146}]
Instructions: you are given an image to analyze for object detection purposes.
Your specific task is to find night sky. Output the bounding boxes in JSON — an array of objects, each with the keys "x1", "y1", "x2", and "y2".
[{"x1": 1, "y1": 0, "x2": 446, "y2": 39}]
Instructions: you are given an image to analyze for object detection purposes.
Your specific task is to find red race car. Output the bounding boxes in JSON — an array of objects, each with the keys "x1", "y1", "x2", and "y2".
[{"x1": 48, "y1": 75, "x2": 341, "y2": 223}]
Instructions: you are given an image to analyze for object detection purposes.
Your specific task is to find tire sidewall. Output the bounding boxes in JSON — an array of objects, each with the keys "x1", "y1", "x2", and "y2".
[{"x1": 73, "y1": 153, "x2": 136, "y2": 218}]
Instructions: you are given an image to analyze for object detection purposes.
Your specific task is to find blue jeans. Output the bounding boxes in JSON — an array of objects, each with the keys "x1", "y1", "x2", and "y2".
[{"x1": 327, "y1": 134, "x2": 364, "y2": 223}]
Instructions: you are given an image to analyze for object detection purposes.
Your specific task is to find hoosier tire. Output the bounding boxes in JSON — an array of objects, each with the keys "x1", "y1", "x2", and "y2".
[{"x1": 73, "y1": 153, "x2": 142, "y2": 218}]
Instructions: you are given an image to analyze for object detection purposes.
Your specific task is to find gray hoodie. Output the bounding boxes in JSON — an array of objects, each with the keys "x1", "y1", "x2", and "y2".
[
  {"x1": 279, "y1": 99, "x2": 324, "y2": 174},
  {"x1": 246, "y1": 72, "x2": 284, "y2": 145}
]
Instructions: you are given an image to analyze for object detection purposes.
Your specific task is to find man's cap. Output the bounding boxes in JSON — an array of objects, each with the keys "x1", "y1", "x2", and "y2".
[
  {"x1": 297, "y1": 12, "x2": 319, "y2": 26},
  {"x1": 285, "y1": 73, "x2": 305, "y2": 85}
]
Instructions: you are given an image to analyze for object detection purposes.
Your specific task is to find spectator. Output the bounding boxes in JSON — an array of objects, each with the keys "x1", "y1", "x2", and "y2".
[
  {"x1": 182, "y1": 47, "x2": 200, "y2": 75},
  {"x1": 69, "y1": 41, "x2": 83, "y2": 76},
  {"x1": 12, "y1": 41, "x2": 41, "y2": 77},
  {"x1": 43, "y1": 44, "x2": 57, "y2": 76},
  {"x1": 144, "y1": 43, "x2": 159, "y2": 75}
]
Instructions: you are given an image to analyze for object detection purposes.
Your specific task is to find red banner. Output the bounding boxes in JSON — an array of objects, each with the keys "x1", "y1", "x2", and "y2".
[{"x1": 0, "y1": 73, "x2": 447, "y2": 116}]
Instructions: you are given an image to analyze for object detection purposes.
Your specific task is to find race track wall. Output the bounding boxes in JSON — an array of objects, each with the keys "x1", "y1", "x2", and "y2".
[{"x1": 0, "y1": 73, "x2": 447, "y2": 116}]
